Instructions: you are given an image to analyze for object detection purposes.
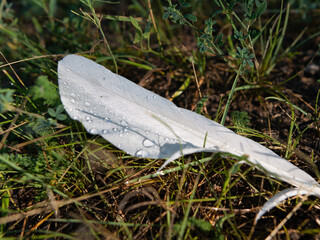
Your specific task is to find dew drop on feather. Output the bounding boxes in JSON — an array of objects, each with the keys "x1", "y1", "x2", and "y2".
[
  {"x1": 143, "y1": 139, "x2": 155, "y2": 148},
  {"x1": 90, "y1": 128, "x2": 98, "y2": 134},
  {"x1": 85, "y1": 116, "x2": 92, "y2": 122},
  {"x1": 120, "y1": 120, "x2": 128, "y2": 126},
  {"x1": 135, "y1": 149, "x2": 148, "y2": 157}
]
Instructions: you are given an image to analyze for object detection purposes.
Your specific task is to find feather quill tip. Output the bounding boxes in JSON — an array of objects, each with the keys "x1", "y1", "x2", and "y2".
[{"x1": 255, "y1": 187, "x2": 320, "y2": 223}]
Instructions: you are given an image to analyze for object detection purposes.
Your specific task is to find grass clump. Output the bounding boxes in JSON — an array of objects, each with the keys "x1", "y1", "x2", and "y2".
[{"x1": 0, "y1": 0, "x2": 320, "y2": 239}]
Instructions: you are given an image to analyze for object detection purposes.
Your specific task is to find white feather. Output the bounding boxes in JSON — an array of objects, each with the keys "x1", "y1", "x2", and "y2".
[{"x1": 58, "y1": 55, "x2": 320, "y2": 221}]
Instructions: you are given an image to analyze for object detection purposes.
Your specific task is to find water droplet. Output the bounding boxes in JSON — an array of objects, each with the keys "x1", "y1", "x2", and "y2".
[
  {"x1": 135, "y1": 149, "x2": 148, "y2": 157},
  {"x1": 117, "y1": 144, "x2": 122, "y2": 148},
  {"x1": 124, "y1": 129, "x2": 128, "y2": 133},
  {"x1": 120, "y1": 120, "x2": 128, "y2": 126},
  {"x1": 90, "y1": 128, "x2": 98, "y2": 134},
  {"x1": 143, "y1": 139, "x2": 155, "y2": 148},
  {"x1": 85, "y1": 116, "x2": 92, "y2": 122},
  {"x1": 164, "y1": 137, "x2": 169, "y2": 142},
  {"x1": 145, "y1": 130, "x2": 150, "y2": 135},
  {"x1": 104, "y1": 117, "x2": 109, "y2": 122},
  {"x1": 119, "y1": 133, "x2": 123, "y2": 137},
  {"x1": 64, "y1": 81, "x2": 68, "y2": 85},
  {"x1": 71, "y1": 99, "x2": 76, "y2": 103},
  {"x1": 113, "y1": 128, "x2": 118, "y2": 132},
  {"x1": 84, "y1": 101, "x2": 90, "y2": 107},
  {"x1": 73, "y1": 116, "x2": 79, "y2": 120},
  {"x1": 102, "y1": 129, "x2": 108, "y2": 134},
  {"x1": 71, "y1": 93, "x2": 76, "y2": 98}
]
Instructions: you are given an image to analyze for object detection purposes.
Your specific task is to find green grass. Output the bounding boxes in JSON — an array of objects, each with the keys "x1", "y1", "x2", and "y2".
[{"x1": 1, "y1": 0, "x2": 320, "y2": 239}]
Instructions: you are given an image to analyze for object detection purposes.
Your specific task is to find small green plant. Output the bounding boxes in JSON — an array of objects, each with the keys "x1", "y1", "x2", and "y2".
[
  {"x1": 48, "y1": 105, "x2": 67, "y2": 121},
  {"x1": 27, "y1": 118, "x2": 56, "y2": 136},
  {"x1": 232, "y1": 110, "x2": 250, "y2": 133},
  {"x1": 163, "y1": 0, "x2": 266, "y2": 66},
  {"x1": 75, "y1": 0, "x2": 119, "y2": 72},
  {"x1": 162, "y1": 0, "x2": 198, "y2": 24},
  {"x1": 0, "y1": 89, "x2": 14, "y2": 113},
  {"x1": 29, "y1": 75, "x2": 59, "y2": 106},
  {"x1": 161, "y1": 0, "x2": 266, "y2": 123}
]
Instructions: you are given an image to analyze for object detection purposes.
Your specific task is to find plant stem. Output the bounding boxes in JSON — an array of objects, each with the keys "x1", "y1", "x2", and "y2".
[{"x1": 221, "y1": 64, "x2": 243, "y2": 125}]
